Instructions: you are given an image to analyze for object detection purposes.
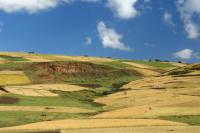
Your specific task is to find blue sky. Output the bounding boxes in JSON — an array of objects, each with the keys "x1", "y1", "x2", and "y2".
[{"x1": 0, "y1": 0, "x2": 199, "y2": 62}]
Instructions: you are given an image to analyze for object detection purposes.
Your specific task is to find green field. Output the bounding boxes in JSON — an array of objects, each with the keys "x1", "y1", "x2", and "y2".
[
  {"x1": 0, "y1": 90, "x2": 102, "y2": 110},
  {"x1": 0, "y1": 55, "x2": 29, "y2": 62},
  {"x1": 0, "y1": 111, "x2": 90, "y2": 128}
]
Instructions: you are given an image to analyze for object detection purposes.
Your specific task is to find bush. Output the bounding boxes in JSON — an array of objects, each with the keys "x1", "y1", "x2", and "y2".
[{"x1": 93, "y1": 87, "x2": 111, "y2": 96}]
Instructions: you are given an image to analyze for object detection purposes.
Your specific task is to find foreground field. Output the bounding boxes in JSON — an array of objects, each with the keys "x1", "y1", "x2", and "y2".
[
  {"x1": 61, "y1": 126, "x2": 200, "y2": 133},
  {"x1": 0, "y1": 118, "x2": 186, "y2": 131},
  {"x1": 94, "y1": 74, "x2": 200, "y2": 123}
]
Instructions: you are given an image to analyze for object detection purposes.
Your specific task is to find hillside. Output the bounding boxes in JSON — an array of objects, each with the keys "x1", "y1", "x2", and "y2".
[{"x1": 0, "y1": 52, "x2": 199, "y2": 133}]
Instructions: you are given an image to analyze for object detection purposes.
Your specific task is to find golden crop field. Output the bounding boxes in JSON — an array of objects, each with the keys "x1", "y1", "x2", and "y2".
[{"x1": 0, "y1": 74, "x2": 31, "y2": 85}]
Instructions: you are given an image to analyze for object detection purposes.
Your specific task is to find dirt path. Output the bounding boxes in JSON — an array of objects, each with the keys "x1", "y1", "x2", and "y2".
[
  {"x1": 0, "y1": 119, "x2": 187, "y2": 131},
  {"x1": 0, "y1": 106, "x2": 95, "y2": 113}
]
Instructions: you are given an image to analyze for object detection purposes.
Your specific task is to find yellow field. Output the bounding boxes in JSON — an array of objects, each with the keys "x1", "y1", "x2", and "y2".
[
  {"x1": 0, "y1": 71, "x2": 24, "y2": 75},
  {"x1": 0, "y1": 74, "x2": 31, "y2": 85},
  {"x1": 123, "y1": 62, "x2": 159, "y2": 76},
  {"x1": 0, "y1": 119, "x2": 186, "y2": 131},
  {"x1": 0, "y1": 106, "x2": 95, "y2": 113},
  {"x1": 95, "y1": 75, "x2": 200, "y2": 118},
  {"x1": 61, "y1": 126, "x2": 200, "y2": 133},
  {"x1": 5, "y1": 84, "x2": 89, "y2": 96},
  {"x1": 0, "y1": 52, "x2": 114, "y2": 63}
]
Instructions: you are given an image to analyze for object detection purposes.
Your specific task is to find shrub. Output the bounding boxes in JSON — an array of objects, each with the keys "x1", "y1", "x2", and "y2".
[{"x1": 93, "y1": 87, "x2": 111, "y2": 96}]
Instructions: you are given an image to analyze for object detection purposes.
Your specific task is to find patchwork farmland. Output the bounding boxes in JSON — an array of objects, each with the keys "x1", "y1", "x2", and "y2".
[{"x1": 0, "y1": 52, "x2": 199, "y2": 133}]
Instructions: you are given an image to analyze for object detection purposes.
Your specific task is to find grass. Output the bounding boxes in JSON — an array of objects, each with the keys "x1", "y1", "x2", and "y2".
[
  {"x1": 65, "y1": 75, "x2": 140, "y2": 88},
  {"x1": 100, "y1": 61, "x2": 132, "y2": 69},
  {"x1": 159, "y1": 115, "x2": 200, "y2": 125},
  {"x1": 0, "y1": 55, "x2": 29, "y2": 61},
  {"x1": 0, "y1": 111, "x2": 89, "y2": 128},
  {"x1": 123, "y1": 60, "x2": 175, "y2": 69},
  {"x1": 0, "y1": 74, "x2": 31, "y2": 86},
  {"x1": 0, "y1": 90, "x2": 103, "y2": 110}
]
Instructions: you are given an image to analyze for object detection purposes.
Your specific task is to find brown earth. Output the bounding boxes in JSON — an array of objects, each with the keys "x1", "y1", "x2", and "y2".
[{"x1": 0, "y1": 97, "x2": 19, "y2": 104}]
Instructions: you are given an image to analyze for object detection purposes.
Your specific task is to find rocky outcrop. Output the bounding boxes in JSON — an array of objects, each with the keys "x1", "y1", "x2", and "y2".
[{"x1": 32, "y1": 62, "x2": 114, "y2": 75}]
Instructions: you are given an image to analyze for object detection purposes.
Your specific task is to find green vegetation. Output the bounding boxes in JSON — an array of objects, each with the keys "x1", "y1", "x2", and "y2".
[
  {"x1": 92, "y1": 87, "x2": 111, "y2": 96},
  {"x1": 0, "y1": 55, "x2": 29, "y2": 61},
  {"x1": 65, "y1": 75, "x2": 140, "y2": 88},
  {"x1": 0, "y1": 111, "x2": 89, "y2": 128},
  {"x1": 160, "y1": 115, "x2": 200, "y2": 125},
  {"x1": 100, "y1": 61, "x2": 132, "y2": 69},
  {"x1": 0, "y1": 91, "x2": 102, "y2": 110}
]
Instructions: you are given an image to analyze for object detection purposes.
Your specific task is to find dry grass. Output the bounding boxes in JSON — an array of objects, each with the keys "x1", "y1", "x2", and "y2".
[
  {"x1": 95, "y1": 75, "x2": 200, "y2": 118},
  {"x1": 0, "y1": 52, "x2": 113, "y2": 63},
  {"x1": 123, "y1": 62, "x2": 159, "y2": 76},
  {"x1": 5, "y1": 84, "x2": 89, "y2": 97},
  {"x1": 0, "y1": 119, "x2": 186, "y2": 131},
  {"x1": 0, "y1": 71, "x2": 24, "y2": 75},
  {"x1": 0, "y1": 74, "x2": 31, "y2": 85},
  {"x1": 123, "y1": 62, "x2": 153, "y2": 69},
  {"x1": 61, "y1": 126, "x2": 200, "y2": 133},
  {"x1": 0, "y1": 106, "x2": 95, "y2": 113}
]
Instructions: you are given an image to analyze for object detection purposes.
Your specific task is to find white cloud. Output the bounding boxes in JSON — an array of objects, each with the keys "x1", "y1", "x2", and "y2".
[
  {"x1": 85, "y1": 36, "x2": 92, "y2": 45},
  {"x1": 174, "y1": 49, "x2": 194, "y2": 59},
  {"x1": 185, "y1": 22, "x2": 199, "y2": 39},
  {"x1": 163, "y1": 12, "x2": 174, "y2": 26},
  {"x1": 176, "y1": 0, "x2": 200, "y2": 39},
  {"x1": 0, "y1": 0, "x2": 99, "y2": 14},
  {"x1": 97, "y1": 21, "x2": 132, "y2": 51},
  {"x1": 0, "y1": 0, "x2": 67, "y2": 13},
  {"x1": 106, "y1": 0, "x2": 138, "y2": 20}
]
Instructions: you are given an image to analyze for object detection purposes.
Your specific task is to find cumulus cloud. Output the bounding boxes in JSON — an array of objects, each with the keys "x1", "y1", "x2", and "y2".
[
  {"x1": 85, "y1": 36, "x2": 92, "y2": 45},
  {"x1": 97, "y1": 21, "x2": 132, "y2": 51},
  {"x1": 0, "y1": 0, "x2": 99, "y2": 13},
  {"x1": 163, "y1": 12, "x2": 174, "y2": 26},
  {"x1": 106, "y1": 0, "x2": 138, "y2": 20},
  {"x1": 174, "y1": 49, "x2": 194, "y2": 59},
  {"x1": 0, "y1": 0, "x2": 69, "y2": 13},
  {"x1": 176, "y1": 0, "x2": 200, "y2": 39}
]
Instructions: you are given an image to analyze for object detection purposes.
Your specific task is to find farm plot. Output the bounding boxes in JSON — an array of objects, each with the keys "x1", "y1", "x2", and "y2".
[
  {"x1": 0, "y1": 74, "x2": 31, "y2": 86},
  {"x1": 0, "y1": 119, "x2": 187, "y2": 131},
  {"x1": 5, "y1": 84, "x2": 89, "y2": 97}
]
